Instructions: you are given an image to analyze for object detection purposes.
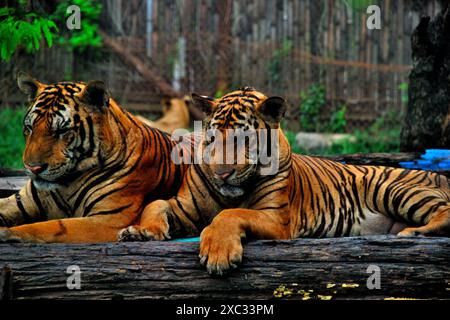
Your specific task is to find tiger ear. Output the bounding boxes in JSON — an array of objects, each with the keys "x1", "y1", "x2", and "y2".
[
  {"x1": 79, "y1": 80, "x2": 110, "y2": 112},
  {"x1": 161, "y1": 97, "x2": 171, "y2": 112},
  {"x1": 183, "y1": 95, "x2": 192, "y2": 106},
  {"x1": 259, "y1": 96, "x2": 287, "y2": 125},
  {"x1": 191, "y1": 93, "x2": 215, "y2": 116},
  {"x1": 17, "y1": 72, "x2": 44, "y2": 100}
]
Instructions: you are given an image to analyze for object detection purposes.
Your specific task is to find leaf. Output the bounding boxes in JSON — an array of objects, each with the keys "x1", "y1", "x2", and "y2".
[
  {"x1": 41, "y1": 21, "x2": 54, "y2": 47},
  {"x1": 1, "y1": 42, "x2": 9, "y2": 61}
]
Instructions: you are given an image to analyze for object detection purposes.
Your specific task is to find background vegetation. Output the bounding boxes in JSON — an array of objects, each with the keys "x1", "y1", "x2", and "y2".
[
  {"x1": 0, "y1": 0, "x2": 405, "y2": 170},
  {"x1": 0, "y1": 0, "x2": 102, "y2": 62},
  {"x1": 0, "y1": 108, "x2": 26, "y2": 169}
]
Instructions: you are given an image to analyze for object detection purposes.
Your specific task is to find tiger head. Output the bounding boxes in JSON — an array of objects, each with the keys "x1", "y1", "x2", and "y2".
[
  {"x1": 191, "y1": 87, "x2": 288, "y2": 198},
  {"x1": 17, "y1": 72, "x2": 111, "y2": 188}
]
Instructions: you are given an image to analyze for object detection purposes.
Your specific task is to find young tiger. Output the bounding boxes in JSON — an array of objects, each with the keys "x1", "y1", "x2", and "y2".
[
  {"x1": 0, "y1": 72, "x2": 189, "y2": 243},
  {"x1": 119, "y1": 88, "x2": 450, "y2": 275},
  {"x1": 136, "y1": 96, "x2": 191, "y2": 134}
]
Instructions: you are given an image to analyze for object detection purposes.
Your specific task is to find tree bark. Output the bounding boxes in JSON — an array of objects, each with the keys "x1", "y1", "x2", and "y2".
[
  {"x1": 400, "y1": 5, "x2": 450, "y2": 152},
  {"x1": 0, "y1": 236, "x2": 448, "y2": 300}
]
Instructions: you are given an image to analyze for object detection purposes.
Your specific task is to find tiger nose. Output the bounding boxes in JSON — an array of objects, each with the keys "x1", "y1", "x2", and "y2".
[
  {"x1": 25, "y1": 162, "x2": 48, "y2": 174},
  {"x1": 216, "y1": 169, "x2": 235, "y2": 181}
]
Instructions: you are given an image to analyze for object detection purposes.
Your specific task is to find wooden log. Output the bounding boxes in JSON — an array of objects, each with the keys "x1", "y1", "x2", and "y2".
[
  {"x1": 0, "y1": 236, "x2": 448, "y2": 300},
  {"x1": 0, "y1": 168, "x2": 25, "y2": 177},
  {"x1": 321, "y1": 152, "x2": 421, "y2": 167},
  {"x1": 0, "y1": 176, "x2": 28, "y2": 198}
]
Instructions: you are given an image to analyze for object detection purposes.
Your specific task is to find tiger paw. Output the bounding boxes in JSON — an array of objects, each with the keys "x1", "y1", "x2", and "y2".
[
  {"x1": 117, "y1": 225, "x2": 170, "y2": 242},
  {"x1": 0, "y1": 228, "x2": 24, "y2": 243},
  {"x1": 397, "y1": 227, "x2": 426, "y2": 237},
  {"x1": 199, "y1": 225, "x2": 243, "y2": 276}
]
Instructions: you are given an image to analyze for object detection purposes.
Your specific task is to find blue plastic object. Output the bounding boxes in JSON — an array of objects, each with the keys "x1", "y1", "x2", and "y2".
[
  {"x1": 171, "y1": 237, "x2": 200, "y2": 243},
  {"x1": 399, "y1": 149, "x2": 450, "y2": 171}
]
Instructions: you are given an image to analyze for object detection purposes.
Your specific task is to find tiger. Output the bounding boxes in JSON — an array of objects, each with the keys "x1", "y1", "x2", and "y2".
[
  {"x1": 118, "y1": 87, "x2": 450, "y2": 276},
  {"x1": 136, "y1": 96, "x2": 191, "y2": 134},
  {"x1": 0, "y1": 72, "x2": 189, "y2": 243}
]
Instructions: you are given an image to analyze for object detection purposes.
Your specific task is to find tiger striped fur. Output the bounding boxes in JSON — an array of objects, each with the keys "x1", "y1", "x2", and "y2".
[
  {"x1": 0, "y1": 72, "x2": 188, "y2": 243},
  {"x1": 119, "y1": 87, "x2": 450, "y2": 275}
]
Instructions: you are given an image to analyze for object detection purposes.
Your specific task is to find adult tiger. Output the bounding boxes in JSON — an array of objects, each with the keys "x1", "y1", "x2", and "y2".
[
  {"x1": 0, "y1": 72, "x2": 189, "y2": 243},
  {"x1": 119, "y1": 87, "x2": 450, "y2": 275}
]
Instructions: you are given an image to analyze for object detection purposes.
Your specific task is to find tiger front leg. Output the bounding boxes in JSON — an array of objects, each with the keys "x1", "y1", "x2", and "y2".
[
  {"x1": 0, "y1": 196, "x2": 20, "y2": 227},
  {"x1": 199, "y1": 209, "x2": 290, "y2": 276},
  {"x1": 118, "y1": 198, "x2": 197, "y2": 241},
  {"x1": 0, "y1": 185, "x2": 40, "y2": 227},
  {"x1": 118, "y1": 200, "x2": 172, "y2": 241}
]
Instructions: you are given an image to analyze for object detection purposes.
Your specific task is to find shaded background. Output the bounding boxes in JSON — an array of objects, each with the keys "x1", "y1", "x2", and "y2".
[{"x1": 0, "y1": 0, "x2": 446, "y2": 168}]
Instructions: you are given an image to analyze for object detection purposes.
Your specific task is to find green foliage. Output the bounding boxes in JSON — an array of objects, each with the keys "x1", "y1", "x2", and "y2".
[
  {"x1": 285, "y1": 110, "x2": 402, "y2": 156},
  {"x1": 344, "y1": 0, "x2": 375, "y2": 12},
  {"x1": 267, "y1": 40, "x2": 293, "y2": 84},
  {"x1": 0, "y1": 1, "x2": 102, "y2": 62},
  {"x1": 283, "y1": 130, "x2": 304, "y2": 155},
  {"x1": 398, "y1": 82, "x2": 409, "y2": 104},
  {"x1": 298, "y1": 84, "x2": 347, "y2": 133},
  {"x1": 214, "y1": 89, "x2": 224, "y2": 99},
  {"x1": 330, "y1": 110, "x2": 401, "y2": 154},
  {"x1": 50, "y1": 0, "x2": 102, "y2": 51},
  {"x1": 0, "y1": 7, "x2": 58, "y2": 61},
  {"x1": 299, "y1": 84, "x2": 326, "y2": 132},
  {"x1": 328, "y1": 105, "x2": 347, "y2": 133},
  {"x1": 0, "y1": 108, "x2": 26, "y2": 169}
]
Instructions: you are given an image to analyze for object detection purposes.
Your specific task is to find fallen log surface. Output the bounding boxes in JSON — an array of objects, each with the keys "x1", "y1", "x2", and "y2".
[
  {"x1": 0, "y1": 236, "x2": 449, "y2": 300},
  {"x1": 0, "y1": 176, "x2": 27, "y2": 198},
  {"x1": 322, "y1": 152, "x2": 421, "y2": 167}
]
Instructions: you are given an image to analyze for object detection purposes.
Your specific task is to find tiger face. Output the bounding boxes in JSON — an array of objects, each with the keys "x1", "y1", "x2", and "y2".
[
  {"x1": 18, "y1": 72, "x2": 110, "y2": 188},
  {"x1": 191, "y1": 87, "x2": 287, "y2": 198}
]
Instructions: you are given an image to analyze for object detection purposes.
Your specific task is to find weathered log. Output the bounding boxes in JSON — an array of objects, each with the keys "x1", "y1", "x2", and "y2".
[
  {"x1": 0, "y1": 176, "x2": 27, "y2": 198},
  {"x1": 322, "y1": 152, "x2": 421, "y2": 167},
  {"x1": 400, "y1": 5, "x2": 450, "y2": 152},
  {"x1": 0, "y1": 236, "x2": 448, "y2": 300},
  {"x1": 0, "y1": 168, "x2": 25, "y2": 178}
]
